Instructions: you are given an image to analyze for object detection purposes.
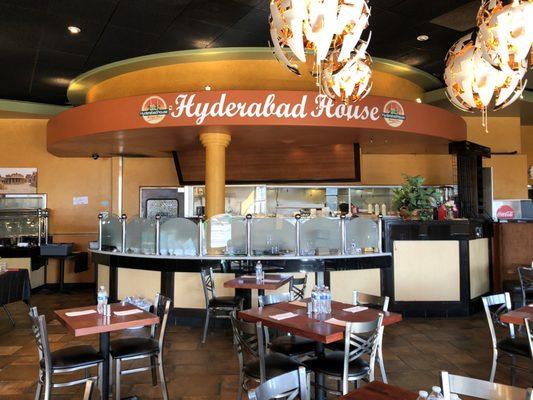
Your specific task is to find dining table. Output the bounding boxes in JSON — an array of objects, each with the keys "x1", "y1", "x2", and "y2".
[
  {"x1": 239, "y1": 298, "x2": 403, "y2": 400},
  {"x1": 500, "y1": 304, "x2": 533, "y2": 326},
  {"x1": 55, "y1": 303, "x2": 159, "y2": 399},
  {"x1": 224, "y1": 273, "x2": 293, "y2": 308},
  {"x1": 339, "y1": 381, "x2": 418, "y2": 400}
]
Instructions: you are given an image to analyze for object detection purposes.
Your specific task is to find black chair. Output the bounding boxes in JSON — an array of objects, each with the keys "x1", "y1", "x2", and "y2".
[
  {"x1": 482, "y1": 293, "x2": 531, "y2": 383},
  {"x1": 110, "y1": 293, "x2": 171, "y2": 400},
  {"x1": 304, "y1": 314, "x2": 384, "y2": 396},
  {"x1": 230, "y1": 311, "x2": 303, "y2": 400},
  {"x1": 201, "y1": 267, "x2": 243, "y2": 343},
  {"x1": 289, "y1": 274, "x2": 308, "y2": 300},
  {"x1": 518, "y1": 267, "x2": 533, "y2": 307},
  {"x1": 29, "y1": 307, "x2": 104, "y2": 400},
  {"x1": 258, "y1": 292, "x2": 316, "y2": 359}
]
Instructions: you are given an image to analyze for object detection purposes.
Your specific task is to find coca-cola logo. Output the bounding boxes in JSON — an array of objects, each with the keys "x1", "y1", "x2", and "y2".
[{"x1": 496, "y1": 205, "x2": 515, "y2": 219}]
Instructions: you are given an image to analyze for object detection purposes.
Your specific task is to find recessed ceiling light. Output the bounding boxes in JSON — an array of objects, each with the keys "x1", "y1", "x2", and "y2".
[
  {"x1": 205, "y1": 85, "x2": 211, "y2": 91},
  {"x1": 67, "y1": 26, "x2": 81, "y2": 34},
  {"x1": 417, "y1": 34, "x2": 429, "y2": 42},
  {"x1": 416, "y1": 98, "x2": 422, "y2": 103}
]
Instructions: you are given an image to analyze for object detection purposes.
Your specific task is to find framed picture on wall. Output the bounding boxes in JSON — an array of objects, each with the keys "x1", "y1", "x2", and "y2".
[{"x1": 0, "y1": 168, "x2": 37, "y2": 194}]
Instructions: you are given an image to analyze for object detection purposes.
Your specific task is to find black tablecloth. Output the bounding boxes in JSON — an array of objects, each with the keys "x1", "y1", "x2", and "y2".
[{"x1": 0, "y1": 269, "x2": 31, "y2": 307}]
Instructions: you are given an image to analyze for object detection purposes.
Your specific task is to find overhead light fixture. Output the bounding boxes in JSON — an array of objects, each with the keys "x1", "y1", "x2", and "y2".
[
  {"x1": 415, "y1": 98, "x2": 422, "y2": 103},
  {"x1": 417, "y1": 34, "x2": 429, "y2": 42},
  {"x1": 444, "y1": 32, "x2": 527, "y2": 132},
  {"x1": 204, "y1": 85, "x2": 211, "y2": 91},
  {"x1": 269, "y1": 0, "x2": 373, "y2": 103},
  {"x1": 67, "y1": 26, "x2": 81, "y2": 34}
]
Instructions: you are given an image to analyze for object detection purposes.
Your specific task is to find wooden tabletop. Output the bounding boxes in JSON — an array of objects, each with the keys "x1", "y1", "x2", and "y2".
[
  {"x1": 339, "y1": 381, "x2": 418, "y2": 400},
  {"x1": 224, "y1": 274, "x2": 292, "y2": 290},
  {"x1": 55, "y1": 303, "x2": 159, "y2": 337},
  {"x1": 239, "y1": 299, "x2": 402, "y2": 344},
  {"x1": 500, "y1": 305, "x2": 533, "y2": 326}
]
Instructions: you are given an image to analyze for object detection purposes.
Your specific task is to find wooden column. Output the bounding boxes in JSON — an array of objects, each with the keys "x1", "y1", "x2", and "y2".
[{"x1": 199, "y1": 132, "x2": 231, "y2": 218}]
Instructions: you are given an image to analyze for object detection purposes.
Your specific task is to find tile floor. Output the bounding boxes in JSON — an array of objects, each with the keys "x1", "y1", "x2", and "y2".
[{"x1": 0, "y1": 289, "x2": 530, "y2": 399}]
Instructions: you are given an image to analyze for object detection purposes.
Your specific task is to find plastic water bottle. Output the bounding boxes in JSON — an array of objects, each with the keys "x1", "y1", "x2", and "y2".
[
  {"x1": 255, "y1": 261, "x2": 263, "y2": 282},
  {"x1": 311, "y1": 286, "x2": 319, "y2": 313},
  {"x1": 428, "y1": 386, "x2": 444, "y2": 400},
  {"x1": 324, "y1": 286, "x2": 331, "y2": 314},
  {"x1": 97, "y1": 286, "x2": 108, "y2": 314},
  {"x1": 416, "y1": 391, "x2": 429, "y2": 400}
]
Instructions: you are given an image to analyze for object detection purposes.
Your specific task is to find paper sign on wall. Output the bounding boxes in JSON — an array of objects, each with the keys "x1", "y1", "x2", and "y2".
[{"x1": 73, "y1": 196, "x2": 88, "y2": 205}]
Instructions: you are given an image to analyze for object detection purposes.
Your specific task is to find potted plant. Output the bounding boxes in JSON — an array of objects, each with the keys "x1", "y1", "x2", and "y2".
[{"x1": 392, "y1": 174, "x2": 437, "y2": 221}]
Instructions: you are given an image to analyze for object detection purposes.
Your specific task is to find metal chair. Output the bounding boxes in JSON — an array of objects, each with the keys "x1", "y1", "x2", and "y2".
[
  {"x1": 82, "y1": 378, "x2": 97, "y2": 400},
  {"x1": 110, "y1": 293, "x2": 171, "y2": 400},
  {"x1": 289, "y1": 274, "x2": 308, "y2": 300},
  {"x1": 258, "y1": 292, "x2": 316, "y2": 359},
  {"x1": 526, "y1": 318, "x2": 533, "y2": 358},
  {"x1": 518, "y1": 267, "x2": 533, "y2": 307},
  {"x1": 230, "y1": 311, "x2": 303, "y2": 400},
  {"x1": 201, "y1": 267, "x2": 243, "y2": 343},
  {"x1": 482, "y1": 292, "x2": 531, "y2": 383},
  {"x1": 304, "y1": 314, "x2": 384, "y2": 396},
  {"x1": 29, "y1": 307, "x2": 104, "y2": 400},
  {"x1": 440, "y1": 371, "x2": 533, "y2": 400},
  {"x1": 248, "y1": 366, "x2": 310, "y2": 400}
]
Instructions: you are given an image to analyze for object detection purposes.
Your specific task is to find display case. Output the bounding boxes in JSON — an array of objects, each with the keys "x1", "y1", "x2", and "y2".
[{"x1": 0, "y1": 194, "x2": 48, "y2": 247}]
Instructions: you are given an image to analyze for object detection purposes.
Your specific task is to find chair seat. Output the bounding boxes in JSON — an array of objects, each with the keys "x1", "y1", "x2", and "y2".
[
  {"x1": 270, "y1": 335, "x2": 316, "y2": 357},
  {"x1": 497, "y1": 337, "x2": 531, "y2": 358},
  {"x1": 243, "y1": 352, "x2": 303, "y2": 380},
  {"x1": 110, "y1": 337, "x2": 159, "y2": 359},
  {"x1": 209, "y1": 296, "x2": 241, "y2": 308},
  {"x1": 42, "y1": 345, "x2": 104, "y2": 370},
  {"x1": 303, "y1": 351, "x2": 369, "y2": 378}
]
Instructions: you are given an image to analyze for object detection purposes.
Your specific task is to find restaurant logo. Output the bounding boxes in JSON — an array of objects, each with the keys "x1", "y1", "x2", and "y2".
[
  {"x1": 496, "y1": 205, "x2": 515, "y2": 219},
  {"x1": 140, "y1": 96, "x2": 168, "y2": 124},
  {"x1": 382, "y1": 100, "x2": 405, "y2": 128}
]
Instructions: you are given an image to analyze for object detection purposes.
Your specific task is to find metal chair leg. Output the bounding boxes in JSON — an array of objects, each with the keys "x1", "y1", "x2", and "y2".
[
  {"x1": 34, "y1": 380, "x2": 43, "y2": 400},
  {"x1": 489, "y1": 349, "x2": 498, "y2": 382},
  {"x1": 82, "y1": 378, "x2": 95, "y2": 400},
  {"x1": 202, "y1": 309, "x2": 210, "y2": 344},
  {"x1": 43, "y1": 378, "x2": 51, "y2": 400},
  {"x1": 97, "y1": 362, "x2": 103, "y2": 397},
  {"x1": 377, "y1": 344, "x2": 388, "y2": 384},
  {"x1": 158, "y1": 354, "x2": 169, "y2": 400},
  {"x1": 237, "y1": 371, "x2": 244, "y2": 400},
  {"x1": 114, "y1": 359, "x2": 121, "y2": 400},
  {"x1": 150, "y1": 355, "x2": 158, "y2": 386},
  {"x1": 2, "y1": 305, "x2": 15, "y2": 326}
]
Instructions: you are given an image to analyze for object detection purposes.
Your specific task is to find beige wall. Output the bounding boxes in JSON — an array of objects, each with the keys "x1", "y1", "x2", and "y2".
[
  {"x1": 393, "y1": 240, "x2": 460, "y2": 301},
  {"x1": 522, "y1": 125, "x2": 533, "y2": 185},
  {"x1": 469, "y1": 239, "x2": 490, "y2": 299}
]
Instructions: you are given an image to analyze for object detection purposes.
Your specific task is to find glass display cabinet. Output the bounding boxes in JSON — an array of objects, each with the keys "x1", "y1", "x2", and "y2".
[{"x1": 0, "y1": 194, "x2": 48, "y2": 247}]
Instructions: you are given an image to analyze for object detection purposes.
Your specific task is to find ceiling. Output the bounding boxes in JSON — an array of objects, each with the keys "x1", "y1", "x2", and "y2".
[{"x1": 0, "y1": 0, "x2": 530, "y2": 105}]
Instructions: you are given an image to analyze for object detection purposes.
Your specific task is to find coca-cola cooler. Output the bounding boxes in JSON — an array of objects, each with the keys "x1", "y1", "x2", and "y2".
[{"x1": 492, "y1": 199, "x2": 533, "y2": 221}]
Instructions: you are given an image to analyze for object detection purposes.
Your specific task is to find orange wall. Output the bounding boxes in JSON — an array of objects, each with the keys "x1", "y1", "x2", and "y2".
[
  {"x1": 0, "y1": 119, "x2": 112, "y2": 283},
  {"x1": 522, "y1": 125, "x2": 533, "y2": 185}
]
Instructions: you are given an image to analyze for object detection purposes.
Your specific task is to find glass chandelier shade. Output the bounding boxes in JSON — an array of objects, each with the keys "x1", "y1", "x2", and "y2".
[
  {"x1": 476, "y1": 0, "x2": 533, "y2": 72},
  {"x1": 269, "y1": 0, "x2": 371, "y2": 72}
]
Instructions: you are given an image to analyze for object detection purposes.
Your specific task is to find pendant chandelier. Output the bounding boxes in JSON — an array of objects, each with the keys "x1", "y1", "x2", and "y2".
[
  {"x1": 269, "y1": 0, "x2": 373, "y2": 103},
  {"x1": 444, "y1": 0, "x2": 532, "y2": 132}
]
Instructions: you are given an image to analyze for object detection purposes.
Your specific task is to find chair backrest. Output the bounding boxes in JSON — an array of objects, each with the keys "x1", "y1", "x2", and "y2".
[
  {"x1": 526, "y1": 318, "x2": 533, "y2": 359},
  {"x1": 28, "y1": 307, "x2": 52, "y2": 373},
  {"x1": 201, "y1": 267, "x2": 216, "y2": 304},
  {"x1": 482, "y1": 293, "x2": 515, "y2": 348},
  {"x1": 352, "y1": 291, "x2": 390, "y2": 312},
  {"x1": 342, "y1": 313, "x2": 384, "y2": 388},
  {"x1": 518, "y1": 267, "x2": 533, "y2": 307},
  {"x1": 440, "y1": 371, "x2": 533, "y2": 400},
  {"x1": 150, "y1": 293, "x2": 172, "y2": 350},
  {"x1": 289, "y1": 274, "x2": 307, "y2": 300},
  {"x1": 248, "y1": 366, "x2": 309, "y2": 400},
  {"x1": 230, "y1": 311, "x2": 267, "y2": 382},
  {"x1": 258, "y1": 292, "x2": 292, "y2": 308}
]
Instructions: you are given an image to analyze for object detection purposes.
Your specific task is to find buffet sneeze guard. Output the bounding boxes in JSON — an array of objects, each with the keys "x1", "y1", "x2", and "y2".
[{"x1": 97, "y1": 213, "x2": 383, "y2": 258}]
